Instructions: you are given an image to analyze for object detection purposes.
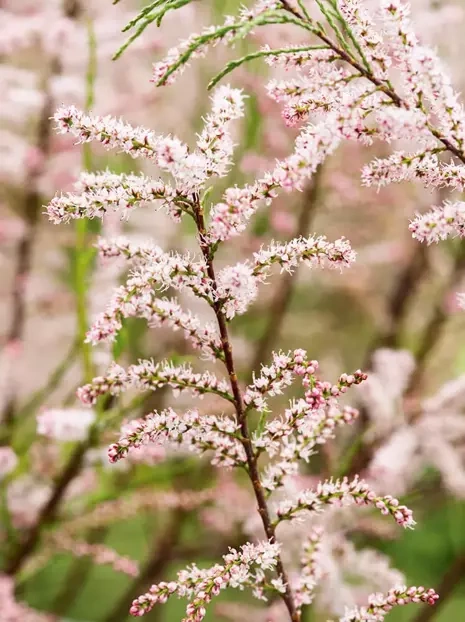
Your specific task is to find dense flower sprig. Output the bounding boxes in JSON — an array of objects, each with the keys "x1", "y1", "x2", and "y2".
[
  {"x1": 253, "y1": 235, "x2": 356, "y2": 276},
  {"x1": 197, "y1": 84, "x2": 245, "y2": 177},
  {"x1": 46, "y1": 172, "x2": 184, "y2": 224},
  {"x1": 409, "y1": 201, "x2": 465, "y2": 244},
  {"x1": 54, "y1": 105, "x2": 202, "y2": 191},
  {"x1": 77, "y1": 360, "x2": 232, "y2": 406},
  {"x1": 129, "y1": 541, "x2": 281, "y2": 618},
  {"x1": 95, "y1": 237, "x2": 212, "y2": 299},
  {"x1": 107, "y1": 408, "x2": 245, "y2": 468},
  {"x1": 274, "y1": 476, "x2": 415, "y2": 529},
  {"x1": 292, "y1": 527, "x2": 324, "y2": 609},
  {"x1": 338, "y1": 585, "x2": 439, "y2": 621},
  {"x1": 53, "y1": 86, "x2": 246, "y2": 196},
  {"x1": 87, "y1": 291, "x2": 222, "y2": 361},
  {"x1": 245, "y1": 349, "x2": 366, "y2": 412},
  {"x1": 244, "y1": 349, "x2": 311, "y2": 412},
  {"x1": 258, "y1": 403, "x2": 359, "y2": 492}
]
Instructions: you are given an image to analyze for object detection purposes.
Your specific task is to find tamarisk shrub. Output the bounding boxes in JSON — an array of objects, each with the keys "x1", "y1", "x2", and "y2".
[{"x1": 44, "y1": 0, "x2": 443, "y2": 609}]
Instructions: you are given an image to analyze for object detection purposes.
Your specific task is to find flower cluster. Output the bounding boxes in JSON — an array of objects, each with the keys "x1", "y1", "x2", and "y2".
[
  {"x1": 87, "y1": 291, "x2": 222, "y2": 361},
  {"x1": 46, "y1": 172, "x2": 184, "y2": 224},
  {"x1": 107, "y1": 408, "x2": 245, "y2": 468},
  {"x1": 245, "y1": 349, "x2": 366, "y2": 413},
  {"x1": 129, "y1": 541, "x2": 281, "y2": 618},
  {"x1": 77, "y1": 360, "x2": 232, "y2": 406},
  {"x1": 339, "y1": 585, "x2": 439, "y2": 621},
  {"x1": 409, "y1": 201, "x2": 465, "y2": 244},
  {"x1": 53, "y1": 106, "x2": 202, "y2": 194},
  {"x1": 244, "y1": 349, "x2": 314, "y2": 412},
  {"x1": 85, "y1": 239, "x2": 214, "y2": 345},
  {"x1": 274, "y1": 476, "x2": 415, "y2": 529},
  {"x1": 53, "y1": 85, "x2": 246, "y2": 197},
  {"x1": 253, "y1": 235, "x2": 356, "y2": 276},
  {"x1": 292, "y1": 527, "x2": 324, "y2": 608}
]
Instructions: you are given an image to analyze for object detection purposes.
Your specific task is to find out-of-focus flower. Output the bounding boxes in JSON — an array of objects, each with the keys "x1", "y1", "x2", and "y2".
[{"x1": 37, "y1": 408, "x2": 96, "y2": 442}]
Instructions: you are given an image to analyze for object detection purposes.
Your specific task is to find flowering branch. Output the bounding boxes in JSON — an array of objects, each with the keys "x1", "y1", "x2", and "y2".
[
  {"x1": 273, "y1": 476, "x2": 415, "y2": 529},
  {"x1": 337, "y1": 585, "x2": 439, "y2": 622},
  {"x1": 77, "y1": 360, "x2": 233, "y2": 406}
]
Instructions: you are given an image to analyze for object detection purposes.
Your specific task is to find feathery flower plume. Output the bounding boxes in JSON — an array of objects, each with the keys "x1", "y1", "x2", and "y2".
[
  {"x1": 409, "y1": 201, "x2": 465, "y2": 244},
  {"x1": 77, "y1": 360, "x2": 232, "y2": 406},
  {"x1": 129, "y1": 541, "x2": 281, "y2": 618},
  {"x1": 338, "y1": 585, "x2": 439, "y2": 621},
  {"x1": 46, "y1": 172, "x2": 184, "y2": 224},
  {"x1": 107, "y1": 408, "x2": 245, "y2": 468},
  {"x1": 274, "y1": 476, "x2": 415, "y2": 529}
]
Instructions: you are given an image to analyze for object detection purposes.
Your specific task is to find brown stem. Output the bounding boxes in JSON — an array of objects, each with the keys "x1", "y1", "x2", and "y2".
[
  {"x1": 279, "y1": 1, "x2": 465, "y2": 164},
  {"x1": 412, "y1": 553, "x2": 465, "y2": 622},
  {"x1": 5, "y1": 431, "x2": 96, "y2": 575},
  {"x1": 407, "y1": 241, "x2": 465, "y2": 397},
  {"x1": 250, "y1": 168, "x2": 323, "y2": 377},
  {"x1": 193, "y1": 202, "x2": 300, "y2": 622},
  {"x1": 372, "y1": 244, "x2": 429, "y2": 354}
]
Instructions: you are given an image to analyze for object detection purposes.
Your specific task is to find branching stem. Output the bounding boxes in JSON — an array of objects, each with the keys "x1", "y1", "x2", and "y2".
[{"x1": 192, "y1": 199, "x2": 300, "y2": 622}]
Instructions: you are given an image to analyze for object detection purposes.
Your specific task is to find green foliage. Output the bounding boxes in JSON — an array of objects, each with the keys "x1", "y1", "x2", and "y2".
[
  {"x1": 208, "y1": 45, "x2": 328, "y2": 90},
  {"x1": 114, "y1": 0, "x2": 194, "y2": 60}
]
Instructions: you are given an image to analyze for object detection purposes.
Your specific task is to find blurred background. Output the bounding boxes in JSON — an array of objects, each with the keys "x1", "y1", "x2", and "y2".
[{"x1": 1, "y1": 0, "x2": 465, "y2": 620}]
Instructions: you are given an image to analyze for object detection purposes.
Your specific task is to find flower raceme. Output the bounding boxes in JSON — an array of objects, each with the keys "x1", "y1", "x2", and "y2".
[
  {"x1": 147, "y1": 0, "x2": 465, "y2": 258},
  {"x1": 409, "y1": 201, "x2": 465, "y2": 244},
  {"x1": 339, "y1": 586, "x2": 439, "y2": 622},
  {"x1": 76, "y1": 359, "x2": 233, "y2": 406},
  {"x1": 44, "y1": 11, "x2": 441, "y2": 616},
  {"x1": 129, "y1": 541, "x2": 282, "y2": 618},
  {"x1": 274, "y1": 476, "x2": 415, "y2": 529},
  {"x1": 107, "y1": 408, "x2": 246, "y2": 468},
  {"x1": 53, "y1": 84, "x2": 245, "y2": 195}
]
